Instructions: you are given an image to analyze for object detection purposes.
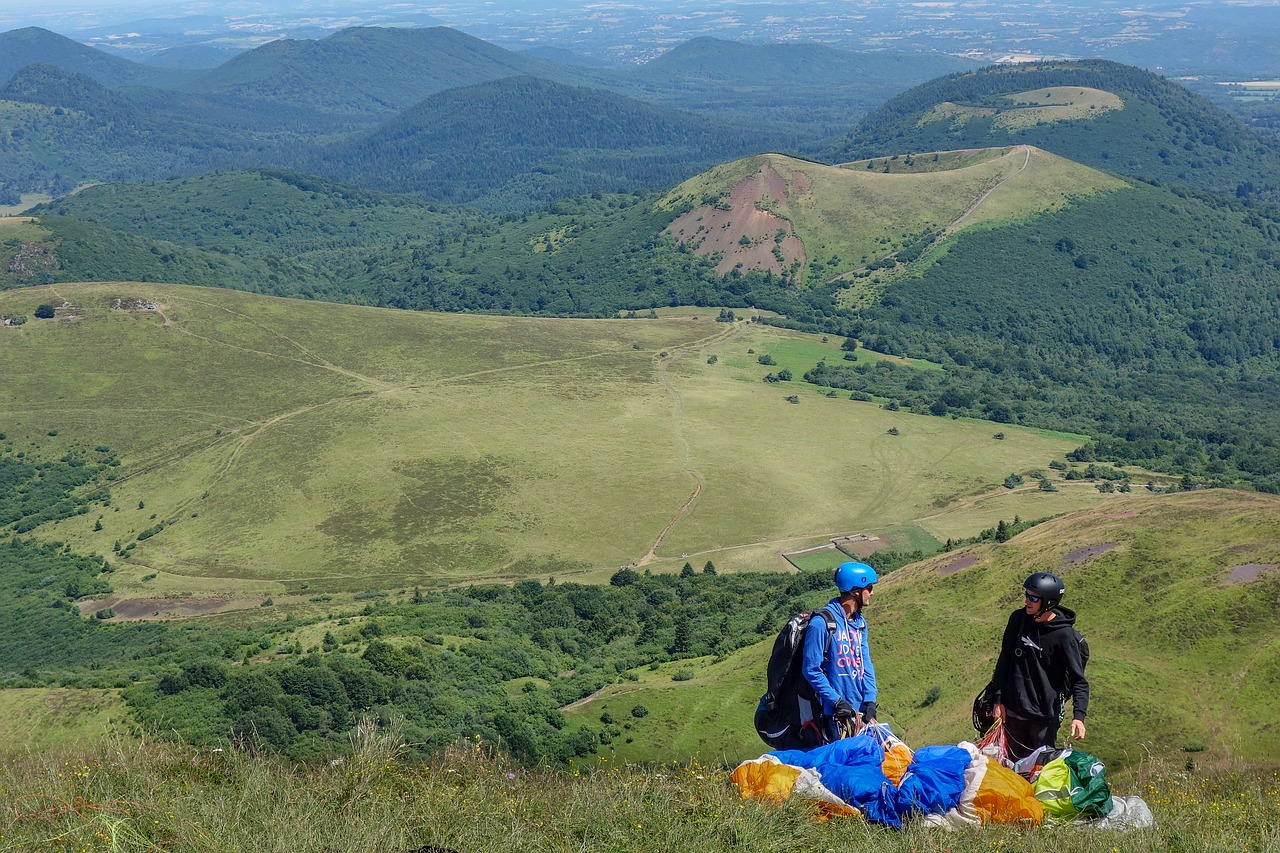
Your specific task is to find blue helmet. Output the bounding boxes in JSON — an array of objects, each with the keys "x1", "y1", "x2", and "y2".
[{"x1": 834, "y1": 561, "x2": 877, "y2": 592}]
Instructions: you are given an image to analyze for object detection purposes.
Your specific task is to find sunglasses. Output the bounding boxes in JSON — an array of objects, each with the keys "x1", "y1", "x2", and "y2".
[{"x1": 1024, "y1": 592, "x2": 1041, "y2": 603}]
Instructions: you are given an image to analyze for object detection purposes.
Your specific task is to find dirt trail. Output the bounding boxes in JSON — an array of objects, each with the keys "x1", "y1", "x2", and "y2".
[
  {"x1": 831, "y1": 145, "x2": 1033, "y2": 285},
  {"x1": 942, "y1": 145, "x2": 1032, "y2": 236},
  {"x1": 633, "y1": 323, "x2": 742, "y2": 566}
]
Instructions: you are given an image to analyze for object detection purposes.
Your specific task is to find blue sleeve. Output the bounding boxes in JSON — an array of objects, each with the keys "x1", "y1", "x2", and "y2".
[
  {"x1": 801, "y1": 614, "x2": 839, "y2": 710},
  {"x1": 860, "y1": 621, "x2": 877, "y2": 707}
]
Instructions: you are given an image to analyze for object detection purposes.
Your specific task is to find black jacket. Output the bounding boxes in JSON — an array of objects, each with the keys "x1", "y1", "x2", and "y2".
[{"x1": 990, "y1": 606, "x2": 1089, "y2": 722}]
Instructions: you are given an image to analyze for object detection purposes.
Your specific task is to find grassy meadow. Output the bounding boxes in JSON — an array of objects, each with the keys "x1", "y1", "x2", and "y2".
[
  {"x1": 0, "y1": 730, "x2": 1275, "y2": 852},
  {"x1": 0, "y1": 282, "x2": 1137, "y2": 606}
]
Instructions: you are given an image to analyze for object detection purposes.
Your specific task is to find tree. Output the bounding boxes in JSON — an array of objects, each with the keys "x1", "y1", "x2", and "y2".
[
  {"x1": 232, "y1": 705, "x2": 296, "y2": 752},
  {"x1": 34, "y1": 304, "x2": 55, "y2": 319},
  {"x1": 757, "y1": 354, "x2": 776, "y2": 365},
  {"x1": 680, "y1": 562, "x2": 694, "y2": 578},
  {"x1": 671, "y1": 619, "x2": 693, "y2": 653},
  {"x1": 703, "y1": 561, "x2": 716, "y2": 575}
]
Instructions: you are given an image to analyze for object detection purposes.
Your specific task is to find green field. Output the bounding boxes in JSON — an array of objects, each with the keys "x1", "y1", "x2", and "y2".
[{"x1": 0, "y1": 282, "x2": 1138, "y2": 605}]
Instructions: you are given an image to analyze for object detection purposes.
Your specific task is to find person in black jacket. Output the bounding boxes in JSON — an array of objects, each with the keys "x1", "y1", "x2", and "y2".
[{"x1": 989, "y1": 572, "x2": 1089, "y2": 761}]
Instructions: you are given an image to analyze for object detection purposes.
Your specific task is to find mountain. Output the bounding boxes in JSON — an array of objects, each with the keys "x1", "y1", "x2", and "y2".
[
  {"x1": 604, "y1": 37, "x2": 978, "y2": 144},
  {"x1": 309, "y1": 75, "x2": 796, "y2": 207},
  {"x1": 0, "y1": 26, "x2": 194, "y2": 88},
  {"x1": 825, "y1": 59, "x2": 1280, "y2": 203},
  {"x1": 0, "y1": 64, "x2": 298, "y2": 195},
  {"x1": 182, "y1": 26, "x2": 586, "y2": 118}
]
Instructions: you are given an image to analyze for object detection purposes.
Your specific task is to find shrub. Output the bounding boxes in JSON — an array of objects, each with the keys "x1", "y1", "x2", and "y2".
[
  {"x1": 631, "y1": 704, "x2": 649, "y2": 718},
  {"x1": 34, "y1": 304, "x2": 55, "y2": 319},
  {"x1": 672, "y1": 668, "x2": 694, "y2": 682}
]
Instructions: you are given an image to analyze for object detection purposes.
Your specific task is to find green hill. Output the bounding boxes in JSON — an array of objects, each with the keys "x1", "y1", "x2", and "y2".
[
  {"x1": 657, "y1": 147, "x2": 1127, "y2": 285},
  {"x1": 568, "y1": 489, "x2": 1280, "y2": 769},
  {"x1": 609, "y1": 37, "x2": 977, "y2": 142},
  {"x1": 183, "y1": 26, "x2": 583, "y2": 118},
  {"x1": 312, "y1": 76, "x2": 793, "y2": 207},
  {"x1": 0, "y1": 26, "x2": 191, "y2": 89},
  {"x1": 0, "y1": 214, "x2": 341, "y2": 298},
  {"x1": 825, "y1": 59, "x2": 1280, "y2": 204},
  {"x1": 28, "y1": 169, "x2": 468, "y2": 259},
  {"x1": 0, "y1": 65, "x2": 305, "y2": 197}
]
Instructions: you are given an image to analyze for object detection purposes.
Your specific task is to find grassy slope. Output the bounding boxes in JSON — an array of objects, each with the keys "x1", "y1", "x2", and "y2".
[
  {"x1": 0, "y1": 689, "x2": 126, "y2": 751},
  {"x1": 1, "y1": 283, "x2": 1128, "y2": 605},
  {"x1": 657, "y1": 147, "x2": 1127, "y2": 286},
  {"x1": 569, "y1": 490, "x2": 1280, "y2": 769},
  {"x1": 0, "y1": 733, "x2": 1274, "y2": 852}
]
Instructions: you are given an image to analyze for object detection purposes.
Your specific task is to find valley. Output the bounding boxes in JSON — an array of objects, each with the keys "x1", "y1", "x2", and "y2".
[{"x1": 1, "y1": 15, "x2": 1279, "y2": 846}]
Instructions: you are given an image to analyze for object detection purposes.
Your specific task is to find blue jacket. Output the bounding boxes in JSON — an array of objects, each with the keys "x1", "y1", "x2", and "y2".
[{"x1": 801, "y1": 599, "x2": 877, "y2": 716}]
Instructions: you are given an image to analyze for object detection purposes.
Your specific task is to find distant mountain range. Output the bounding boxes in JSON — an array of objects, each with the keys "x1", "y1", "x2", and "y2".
[{"x1": 0, "y1": 24, "x2": 975, "y2": 203}]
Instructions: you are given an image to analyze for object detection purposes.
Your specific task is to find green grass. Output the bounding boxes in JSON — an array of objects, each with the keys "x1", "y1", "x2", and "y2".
[
  {"x1": 783, "y1": 547, "x2": 845, "y2": 573},
  {"x1": 0, "y1": 730, "x2": 1274, "y2": 852},
  {"x1": 0, "y1": 689, "x2": 127, "y2": 751},
  {"x1": 1, "y1": 283, "x2": 1125, "y2": 602}
]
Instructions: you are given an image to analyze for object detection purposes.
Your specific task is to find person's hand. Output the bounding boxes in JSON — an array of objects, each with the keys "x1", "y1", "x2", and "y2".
[
  {"x1": 861, "y1": 701, "x2": 878, "y2": 724},
  {"x1": 832, "y1": 699, "x2": 855, "y2": 720},
  {"x1": 993, "y1": 702, "x2": 1006, "y2": 723},
  {"x1": 1071, "y1": 719, "x2": 1086, "y2": 740}
]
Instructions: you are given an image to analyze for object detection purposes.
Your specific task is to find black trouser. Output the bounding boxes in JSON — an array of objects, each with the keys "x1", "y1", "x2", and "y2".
[{"x1": 1004, "y1": 715, "x2": 1059, "y2": 762}]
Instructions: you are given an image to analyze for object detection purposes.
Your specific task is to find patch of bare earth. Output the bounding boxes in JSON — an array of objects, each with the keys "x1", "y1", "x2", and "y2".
[
  {"x1": 1062, "y1": 543, "x2": 1117, "y2": 566},
  {"x1": 77, "y1": 596, "x2": 257, "y2": 620},
  {"x1": 1223, "y1": 564, "x2": 1279, "y2": 586},
  {"x1": 663, "y1": 159, "x2": 807, "y2": 277},
  {"x1": 832, "y1": 533, "x2": 880, "y2": 558},
  {"x1": 938, "y1": 553, "x2": 979, "y2": 576}
]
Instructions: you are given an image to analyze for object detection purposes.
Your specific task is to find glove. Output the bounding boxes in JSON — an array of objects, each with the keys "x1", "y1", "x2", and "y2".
[
  {"x1": 861, "y1": 701, "x2": 878, "y2": 722},
  {"x1": 832, "y1": 699, "x2": 855, "y2": 720}
]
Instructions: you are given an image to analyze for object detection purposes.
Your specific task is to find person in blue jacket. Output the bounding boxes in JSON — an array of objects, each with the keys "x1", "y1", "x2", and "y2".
[{"x1": 801, "y1": 561, "x2": 879, "y2": 741}]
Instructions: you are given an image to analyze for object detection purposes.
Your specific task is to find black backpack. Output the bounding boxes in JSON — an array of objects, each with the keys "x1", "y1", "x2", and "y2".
[{"x1": 754, "y1": 609, "x2": 835, "y2": 750}]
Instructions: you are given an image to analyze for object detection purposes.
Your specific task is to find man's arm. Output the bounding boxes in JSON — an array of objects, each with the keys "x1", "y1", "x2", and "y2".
[{"x1": 1063, "y1": 631, "x2": 1089, "y2": 739}]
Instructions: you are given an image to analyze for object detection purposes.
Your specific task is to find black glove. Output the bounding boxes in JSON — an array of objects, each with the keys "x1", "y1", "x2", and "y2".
[
  {"x1": 861, "y1": 701, "x2": 878, "y2": 722},
  {"x1": 832, "y1": 699, "x2": 855, "y2": 720}
]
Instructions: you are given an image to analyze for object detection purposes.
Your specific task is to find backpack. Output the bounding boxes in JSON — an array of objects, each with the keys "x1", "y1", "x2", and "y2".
[{"x1": 754, "y1": 609, "x2": 834, "y2": 750}]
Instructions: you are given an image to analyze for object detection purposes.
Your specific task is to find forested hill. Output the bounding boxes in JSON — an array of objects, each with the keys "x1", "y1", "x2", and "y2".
[
  {"x1": 825, "y1": 59, "x2": 1280, "y2": 203},
  {"x1": 179, "y1": 26, "x2": 585, "y2": 118},
  {"x1": 308, "y1": 76, "x2": 797, "y2": 207},
  {"x1": 0, "y1": 26, "x2": 191, "y2": 89},
  {"x1": 613, "y1": 37, "x2": 976, "y2": 141}
]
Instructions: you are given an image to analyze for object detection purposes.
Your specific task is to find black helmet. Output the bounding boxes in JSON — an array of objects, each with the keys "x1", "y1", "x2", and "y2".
[{"x1": 1024, "y1": 572, "x2": 1065, "y2": 609}]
